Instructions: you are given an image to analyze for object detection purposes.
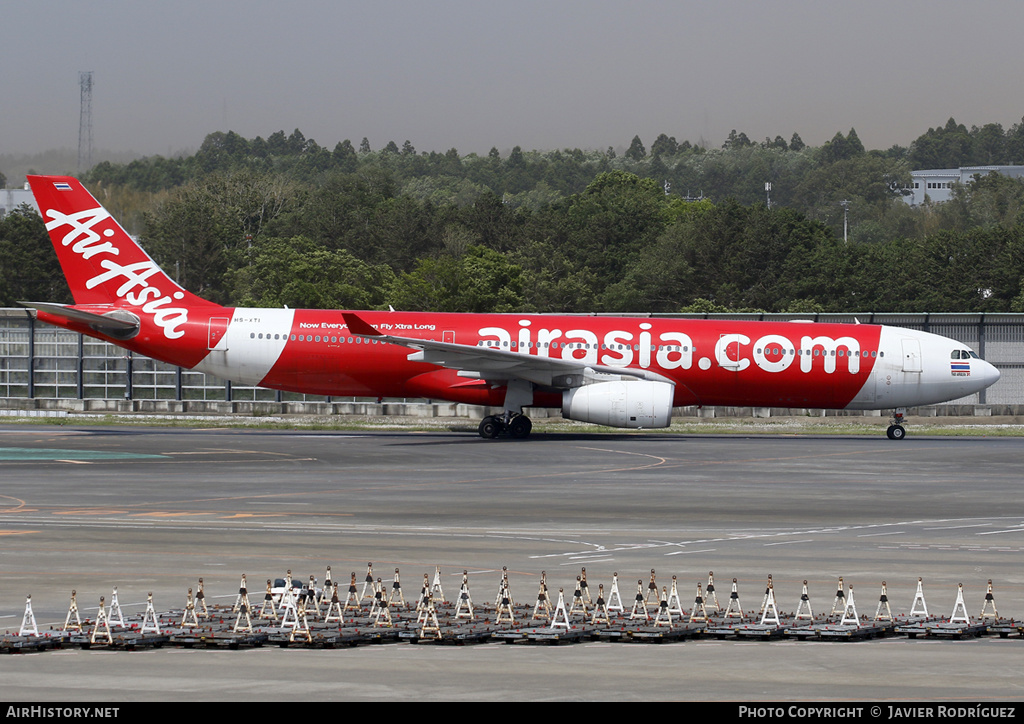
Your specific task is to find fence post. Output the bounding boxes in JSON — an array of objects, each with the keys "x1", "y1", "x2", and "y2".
[
  {"x1": 979, "y1": 314, "x2": 986, "y2": 405},
  {"x1": 25, "y1": 310, "x2": 35, "y2": 399},
  {"x1": 125, "y1": 349, "x2": 133, "y2": 400},
  {"x1": 77, "y1": 333, "x2": 84, "y2": 399}
]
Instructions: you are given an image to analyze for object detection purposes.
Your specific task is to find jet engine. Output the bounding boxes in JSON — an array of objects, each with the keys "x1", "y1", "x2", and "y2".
[{"x1": 561, "y1": 380, "x2": 674, "y2": 429}]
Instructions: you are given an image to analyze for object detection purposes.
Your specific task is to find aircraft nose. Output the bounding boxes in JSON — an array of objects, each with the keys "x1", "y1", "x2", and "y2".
[{"x1": 983, "y1": 361, "x2": 1001, "y2": 387}]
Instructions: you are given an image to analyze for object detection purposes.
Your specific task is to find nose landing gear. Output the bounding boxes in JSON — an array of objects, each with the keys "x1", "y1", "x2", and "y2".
[{"x1": 886, "y1": 408, "x2": 907, "y2": 440}]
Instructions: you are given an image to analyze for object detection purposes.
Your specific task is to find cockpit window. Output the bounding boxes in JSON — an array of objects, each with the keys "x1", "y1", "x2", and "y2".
[{"x1": 951, "y1": 349, "x2": 980, "y2": 360}]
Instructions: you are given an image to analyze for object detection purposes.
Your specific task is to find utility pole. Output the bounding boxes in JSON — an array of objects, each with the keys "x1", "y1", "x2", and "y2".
[
  {"x1": 78, "y1": 71, "x2": 94, "y2": 173},
  {"x1": 764, "y1": 182, "x2": 772, "y2": 209},
  {"x1": 840, "y1": 199, "x2": 850, "y2": 243}
]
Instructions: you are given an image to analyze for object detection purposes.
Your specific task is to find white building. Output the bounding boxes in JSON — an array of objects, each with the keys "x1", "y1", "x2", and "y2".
[
  {"x1": 0, "y1": 185, "x2": 40, "y2": 218},
  {"x1": 905, "y1": 165, "x2": 1024, "y2": 205}
]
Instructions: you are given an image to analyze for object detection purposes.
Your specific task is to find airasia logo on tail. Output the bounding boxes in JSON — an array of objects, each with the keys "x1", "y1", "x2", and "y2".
[
  {"x1": 43, "y1": 206, "x2": 190, "y2": 340},
  {"x1": 44, "y1": 207, "x2": 119, "y2": 259}
]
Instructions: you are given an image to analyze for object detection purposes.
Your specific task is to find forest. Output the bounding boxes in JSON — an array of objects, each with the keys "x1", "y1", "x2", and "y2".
[{"x1": 3, "y1": 116, "x2": 1024, "y2": 314}]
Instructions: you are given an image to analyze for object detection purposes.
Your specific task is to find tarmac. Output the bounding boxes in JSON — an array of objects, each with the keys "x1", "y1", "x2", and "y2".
[{"x1": 1, "y1": 420, "x2": 1022, "y2": 701}]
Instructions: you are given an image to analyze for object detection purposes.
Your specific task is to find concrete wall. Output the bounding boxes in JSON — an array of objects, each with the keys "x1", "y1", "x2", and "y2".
[{"x1": 0, "y1": 395, "x2": 1016, "y2": 421}]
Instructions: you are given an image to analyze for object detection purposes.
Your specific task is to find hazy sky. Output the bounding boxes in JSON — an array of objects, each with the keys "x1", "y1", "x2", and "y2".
[{"x1": 4, "y1": 0, "x2": 1024, "y2": 158}]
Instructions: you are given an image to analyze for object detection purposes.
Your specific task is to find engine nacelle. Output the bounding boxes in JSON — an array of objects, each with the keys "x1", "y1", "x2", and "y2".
[{"x1": 561, "y1": 380, "x2": 674, "y2": 429}]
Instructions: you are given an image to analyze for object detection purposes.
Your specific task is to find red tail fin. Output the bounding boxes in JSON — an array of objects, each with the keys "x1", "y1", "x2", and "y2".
[{"x1": 28, "y1": 175, "x2": 217, "y2": 339}]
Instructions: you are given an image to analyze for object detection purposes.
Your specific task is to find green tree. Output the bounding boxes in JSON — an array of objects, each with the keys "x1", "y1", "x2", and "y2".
[
  {"x1": 791, "y1": 153, "x2": 909, "y2": 239},
  {"x1": 0, "y1": 205, "x2": 70, "y2": 306},
  {"x1": 723, "y1": 130, "x2": 753, "y2": 150},
  {"x1": 286, "y1": 129, "x2": 308, "y2": 155},
  {"x1": 625, "y1": 135, "x2": 646, "y2": 161},
  {"x1": 679, "y1": 297, "x2": 738, "y2": 314},
  {"x1": 142, "y1": 171, "x2": 298, "y2": 302},
  {"x1": 266, "y1": 130, "x2": 288, "y2": 155},
  {"x1": 332, "y1": 140, "x2": 358, "y2": 172},
  {"x1": 562, "y1": 171, "x2": 671, "y2": 296},
  {"x1": 971, "y1": 123, "x2": 1006, "y2": 165},
  {"x1": 230, "y1": 235, "x2": 391, "y2": 309},
  {"x1": 286, "y1": 168, "x2": 399, "y2": 259},
  {"x1": 937, "y1": 171, "x2": 1024, "y2": 230},
  {"x1": 819, "y1": 129, "x2": 865, "y2": 164},
  {"x1": 385, "y1": 246, "x2": 522, "y2": 312},
  {"x1": 909, "y1": 118, "x2": 973, "y2": 169},
  {"x1": 1006, "y1": 117, "x2": 1024, "y2": 163},
  {"x1": 651, "y1": 134, "x2": 679, "y2": 158}
]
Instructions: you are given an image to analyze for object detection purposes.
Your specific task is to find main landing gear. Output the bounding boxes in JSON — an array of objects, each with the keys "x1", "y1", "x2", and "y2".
[
  {"x1": 886, "y1": 408, "x2": 907, "y2": 440},
  {"x1": 478, "y1": 413, "x2": 533, "y2": 440},
  {"x1": 478, "y1": 379, "x2": 534, "y2": 440}
]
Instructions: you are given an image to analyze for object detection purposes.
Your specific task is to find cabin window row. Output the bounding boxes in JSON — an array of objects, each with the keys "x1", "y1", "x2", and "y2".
[
  {"x1": 755, "y1": 347, "x2": 883, "y2": 357},
  {"x1": 249, "y1": 333, "x2": 384, "y2": 344}
]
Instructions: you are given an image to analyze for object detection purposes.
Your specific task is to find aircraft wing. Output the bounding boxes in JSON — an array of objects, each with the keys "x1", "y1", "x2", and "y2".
[{"x1": 342, "y1": 312, "x2": 674, "y2": 389}]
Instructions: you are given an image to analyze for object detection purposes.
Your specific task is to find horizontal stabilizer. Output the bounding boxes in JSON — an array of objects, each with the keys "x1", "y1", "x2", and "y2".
[{"x1": 21, "y1": 301, "x2": 140, "y2": 338}]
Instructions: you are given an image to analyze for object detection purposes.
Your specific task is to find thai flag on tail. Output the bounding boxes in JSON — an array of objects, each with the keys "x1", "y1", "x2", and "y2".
[{"x1": 53, "y1": 182, "x2": 72, "y2": 190}]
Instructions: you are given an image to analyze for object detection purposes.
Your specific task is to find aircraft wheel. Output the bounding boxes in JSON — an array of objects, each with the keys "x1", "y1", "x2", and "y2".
[
  {"x1": 478, "y1": 416, "x2": 503, "y2": 439},
  {"x1": 508, "y1": 415, "x2": 532, "y2": 439},
  {"x1": 886, "y1": 425, "x2": 906, "y2": 440}
]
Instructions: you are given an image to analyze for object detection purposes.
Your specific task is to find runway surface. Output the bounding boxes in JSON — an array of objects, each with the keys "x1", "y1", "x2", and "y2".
[{"x1": 1, "y1": 423, "x2": 1022, "y2": 701}]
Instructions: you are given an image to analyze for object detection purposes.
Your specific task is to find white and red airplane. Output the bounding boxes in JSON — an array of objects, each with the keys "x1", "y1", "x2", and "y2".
[{"x1": 23, "y1": 175, "x2": 1000, "y2": 440}]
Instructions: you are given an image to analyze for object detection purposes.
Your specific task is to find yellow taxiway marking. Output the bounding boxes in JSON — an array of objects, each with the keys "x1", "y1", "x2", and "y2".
[
  {"x1": 130, "y1": 512, "x2": 214, "y2": 518},
  {"x1": 0, "y1": 496, "x2": 29, "y2": 514},
  {"x1": 53, "y1": 510, "x2": 130, "y2": 516},
  {"x1": 0, "y1": 530, "x2": 37, "y2": 536},
  {"x1": 216, "y1": 513, "x2": 288, "y2": 519}
]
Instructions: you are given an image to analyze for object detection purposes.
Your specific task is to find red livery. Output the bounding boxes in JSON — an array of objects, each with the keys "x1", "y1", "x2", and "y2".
[{"x1": 24, "y1": 176, "x2": 1000, "y2": 440}]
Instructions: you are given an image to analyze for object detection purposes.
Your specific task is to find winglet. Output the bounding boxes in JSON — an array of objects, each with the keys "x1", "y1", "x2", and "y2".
[{"x1": 342, "y1": 312, "x2": 383, "y2": 337}]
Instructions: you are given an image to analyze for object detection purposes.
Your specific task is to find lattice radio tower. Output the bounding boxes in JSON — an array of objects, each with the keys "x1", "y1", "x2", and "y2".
[{"x1": 78, "y1": 71, "x2": 94, "y2": 172}]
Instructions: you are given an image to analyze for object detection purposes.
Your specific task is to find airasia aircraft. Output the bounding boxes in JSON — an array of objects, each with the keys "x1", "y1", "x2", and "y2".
[{"x1": 23, "y1": 175, "x2": 1000, "y2": 440}]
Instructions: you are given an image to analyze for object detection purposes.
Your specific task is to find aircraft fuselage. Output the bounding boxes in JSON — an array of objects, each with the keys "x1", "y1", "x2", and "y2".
[
  {"x1": 38, "y1": 306, "x2": 998, "y2": 412},
  {"x1": 25, "y1": 174, "x2": 1001, "y2": 439}
]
